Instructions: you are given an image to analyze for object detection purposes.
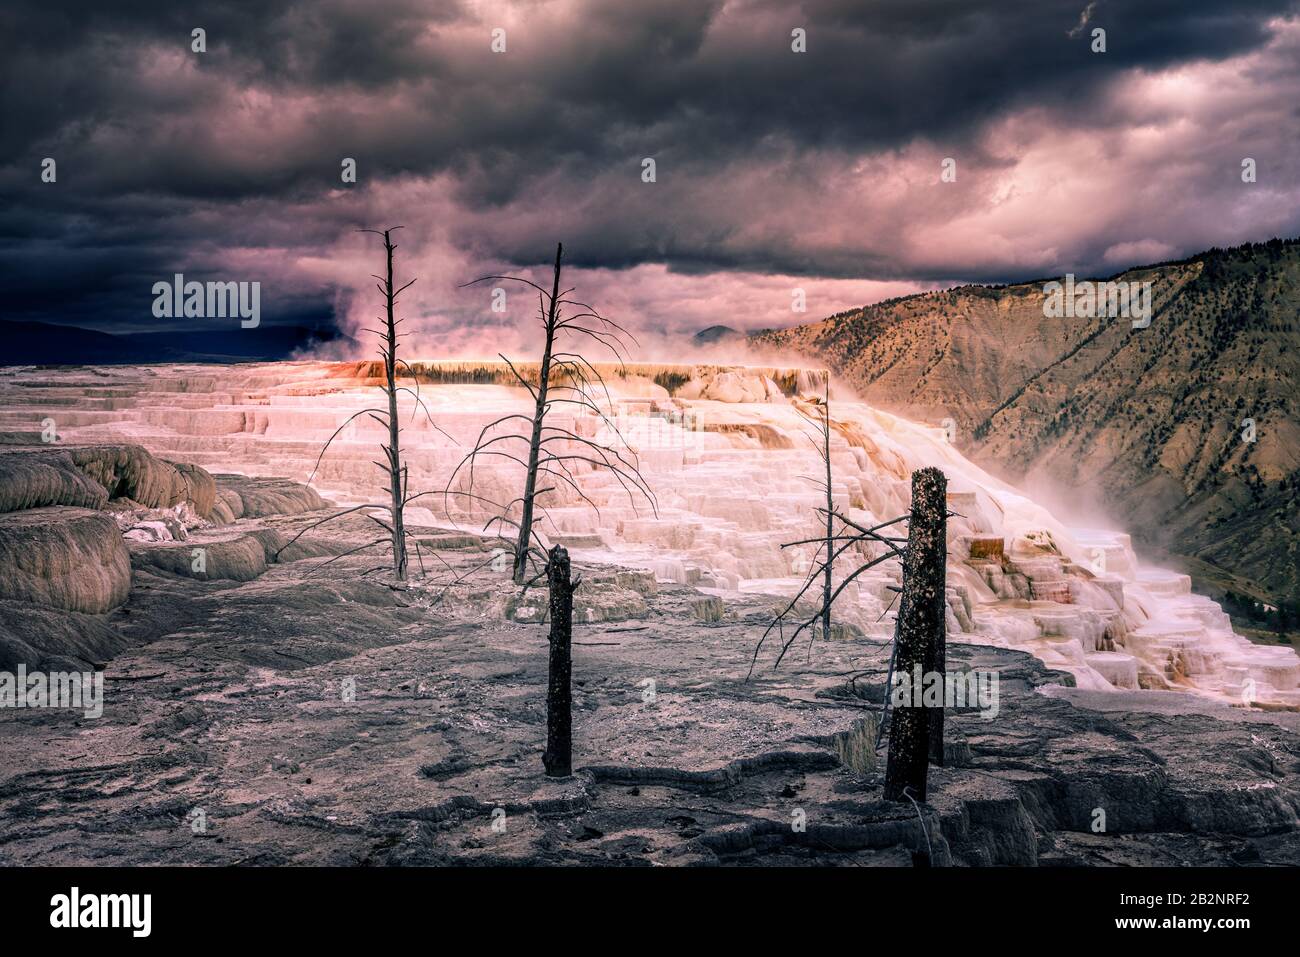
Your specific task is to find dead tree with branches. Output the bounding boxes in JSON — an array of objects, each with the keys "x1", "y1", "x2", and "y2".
[
  {"x1": 747, "y1": 507, "x2": 910, "y2": 678},
  {"x1": 446, "y1": 242, "x2": 656, "y2": 584},
  {"x1": 274, "y1": 226, "x2": 452, "y2": 582},
  {"x1": 372, "y1": 227, "x2": 411, "y2": 579},
  {"x1": 812, "y1": 380, "x2": 834, "y2": 649},
  {"x1": 746, "y1": 456, "x2": 953, "y2": 806},
  {"x1": 745, "y1": 388, "x2": 912, "y2": 677}
]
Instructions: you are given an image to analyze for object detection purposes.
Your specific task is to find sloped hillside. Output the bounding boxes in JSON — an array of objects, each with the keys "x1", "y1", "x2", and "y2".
[{"x1": 754, "y1": 239, "x2": 1300, "y2": 606}]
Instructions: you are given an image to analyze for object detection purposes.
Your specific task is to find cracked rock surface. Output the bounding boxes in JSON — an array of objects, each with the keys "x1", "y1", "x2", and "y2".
[{"x1": 1, "y1": 503, "x2": 1298, "y2": 866}]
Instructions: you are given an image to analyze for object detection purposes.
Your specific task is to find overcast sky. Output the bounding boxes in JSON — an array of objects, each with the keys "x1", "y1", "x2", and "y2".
[{"x1": 3, "y1": 0, "x2": 1299, "y2": 355}]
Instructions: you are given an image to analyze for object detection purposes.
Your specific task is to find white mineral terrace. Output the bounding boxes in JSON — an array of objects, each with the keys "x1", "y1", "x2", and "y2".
[{"x1": 4, "y1": 359, "x2": 1298, "y2": 709}]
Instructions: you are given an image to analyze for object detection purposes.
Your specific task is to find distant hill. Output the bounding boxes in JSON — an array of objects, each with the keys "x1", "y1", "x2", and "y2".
[
  {"x1": 755, "y1": 238, "x2": 1300, "y2": 606},
  {"x1": 693, "y1": 325, "x2": 746, "y2": 346},
  {"x1": 0, "y1": 321, "x2": 355, "y2": 365}
]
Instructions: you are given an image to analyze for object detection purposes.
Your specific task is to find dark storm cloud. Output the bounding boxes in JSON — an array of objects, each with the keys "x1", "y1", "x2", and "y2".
[{"x1": 1, "y1": 0, "x2": 1299, "y2": 335}]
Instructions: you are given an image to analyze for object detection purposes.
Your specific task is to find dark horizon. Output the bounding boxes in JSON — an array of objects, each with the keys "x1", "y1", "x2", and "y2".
[{"x1": 4, "y1": 231, "x2": 1297, "y2": 367}]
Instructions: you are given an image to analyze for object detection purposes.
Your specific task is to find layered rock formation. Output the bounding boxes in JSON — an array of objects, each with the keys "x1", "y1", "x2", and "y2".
[
  {"x1": 0, "y1": 435, "x2": 331, "y2": 668},
  {"x1": 0, "y1": 442, "x2": 217, "y2": 627},
  {"x1": 752, "y1": 237, "x2": 1300, "y2": 605},
  {"x1": 0, "y1": 360, "x2": 1297, "y2": 866},
  {"x1": 0, "y1": 507, "x2": 129, "y2": 613},
  {"x1": 0, "y1": 444, "x2": 216, "y2": 517},
  {"x1": 1, "y1": 359, "x2": 1295, "y2": 710}
]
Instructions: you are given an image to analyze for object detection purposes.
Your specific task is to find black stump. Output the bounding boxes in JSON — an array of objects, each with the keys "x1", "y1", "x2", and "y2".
[
  {"x1": 884, "y1": 467, "x2": 947, "y2": 803},
  {"x1": 542, "y1": 544, "x2": 573, "y2": 777}
]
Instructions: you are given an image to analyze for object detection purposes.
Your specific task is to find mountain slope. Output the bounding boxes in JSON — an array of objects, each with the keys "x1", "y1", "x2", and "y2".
[{"x1": 754, "y1": 238, "x2": 1300, "y2": 605}]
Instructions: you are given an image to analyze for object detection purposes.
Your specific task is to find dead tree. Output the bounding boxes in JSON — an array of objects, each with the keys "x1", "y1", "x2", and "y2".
[
  {"x1": 447, "y1": 242, "x2": 656, "y2": 584},
  {"x1": 883, "y1": 466, "x2": 947, "y2": 803},
  {"x1": 372, "y1": 228, "x2": 410, "y2": 579},
  {"x1": 746, "y1": 382, "x2": 929, "y2": 679},
  {"x1": 747, "y1": 389, "x2": 909, "y2": 679},
  {"x1": 274, "y1": 226, "x2": 451, "y2": 581},
  {"x1": 928, "y1": 556, "x2": 947, "y2": 767},
  {"x1": 813, "y1": 379, "x2": 833, "y2": 649},
  {"x1": 542, "y1": 544, "x2": 574, "y2": 777}
]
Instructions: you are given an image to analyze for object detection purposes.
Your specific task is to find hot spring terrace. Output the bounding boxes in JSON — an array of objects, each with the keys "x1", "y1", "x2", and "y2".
[{"x1": 0, "y1": 358, "x2": 1297, "y2": 708}]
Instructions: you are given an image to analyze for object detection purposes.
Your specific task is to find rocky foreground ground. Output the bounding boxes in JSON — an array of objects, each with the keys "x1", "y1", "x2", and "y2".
[{"x1": 0, "y1": 445, "x2": 1298, "y2": 866}]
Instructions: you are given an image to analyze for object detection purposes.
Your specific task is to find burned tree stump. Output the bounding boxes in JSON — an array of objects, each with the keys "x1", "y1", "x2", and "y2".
[
  {"x1": 928, "y1": 552, "x2": 947, "y2": 768},
  {"x1": 884, "y1": 466, "x2": 947, "y2": 803},
  {"x1": 542, "y1": 545, "x2": 573, "y2": 777}
]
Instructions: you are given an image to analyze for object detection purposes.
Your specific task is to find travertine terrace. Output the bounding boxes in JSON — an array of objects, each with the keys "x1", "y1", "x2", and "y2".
[{"x1": 1, "y1": 359, "x2": 1296, "y2": 710}]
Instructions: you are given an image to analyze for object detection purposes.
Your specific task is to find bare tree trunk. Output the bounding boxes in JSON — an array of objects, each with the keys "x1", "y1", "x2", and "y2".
[
  {"x1": 543, "y1": 544, "x2": 573, "y2": 777},
  {"x1": 381, "y1": 229, "x2": 407, "y2": 581},
  {"x1": 821, "y1": 380, "x2": 833, "y2": 644},
  {"x1": 514, "y1": 243, "x2": 563, "y2": 584},
  {"x1": 929, "y1": 543, "x2": 947, "y2": 766},
  {"x1": 884, "y1": 466, "x2": 947, "y2": 803}
]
